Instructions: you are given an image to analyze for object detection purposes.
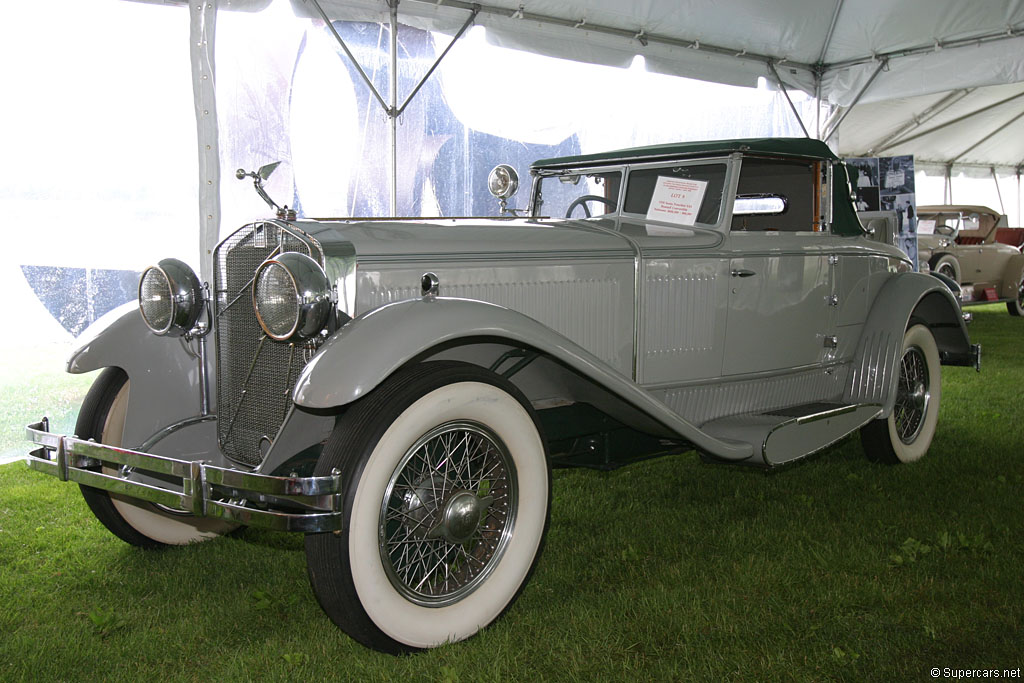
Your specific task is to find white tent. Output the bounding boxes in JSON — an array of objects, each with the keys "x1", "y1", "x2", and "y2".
[
  {"x1": 290, "y1": 0, "x2": 1024, "y2": 151},
  {"x1": 144, "y1": 0, "x2": 1024, "y2": 275}
]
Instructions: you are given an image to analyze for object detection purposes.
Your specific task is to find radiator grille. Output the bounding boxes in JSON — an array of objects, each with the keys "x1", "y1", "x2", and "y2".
[{"x1": 213, "y1": 221, "x2": 324, "y2": 467}]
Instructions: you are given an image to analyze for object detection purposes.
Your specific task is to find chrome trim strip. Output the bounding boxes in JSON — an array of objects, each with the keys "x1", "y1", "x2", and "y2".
[
  {"x1": 25, "y1": 420, "x2": 342, "y2": 533},
  {"x1": 643, "y1": 360, "x2": 847, "y2": 391}
]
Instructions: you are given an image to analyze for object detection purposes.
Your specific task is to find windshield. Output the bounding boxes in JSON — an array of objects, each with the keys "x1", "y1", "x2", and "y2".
[{"x1": 533, "y1": 170, "x2": 622, "y2": 219}]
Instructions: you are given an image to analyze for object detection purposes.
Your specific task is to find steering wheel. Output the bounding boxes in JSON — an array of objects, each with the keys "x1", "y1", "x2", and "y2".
[{"x1": 565, "y1": 194, "x2": 616, "y2": 218}]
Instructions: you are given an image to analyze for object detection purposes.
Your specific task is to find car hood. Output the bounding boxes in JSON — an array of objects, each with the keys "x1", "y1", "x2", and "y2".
[{"x1": 295, "y1": 216, "x2": 725, "y2": 261}]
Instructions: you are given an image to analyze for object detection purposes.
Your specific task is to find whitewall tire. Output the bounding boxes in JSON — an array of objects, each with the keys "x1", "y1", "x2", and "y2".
[
  {"x1": 77, "y1": 367, "x2": 235, "y2": 547},
  {"x1": 860, "y1": 324, "x2": 942, "y2": 464},
  {"x1": 305, "y1": 361, "x2": 550, "y2": 654}
]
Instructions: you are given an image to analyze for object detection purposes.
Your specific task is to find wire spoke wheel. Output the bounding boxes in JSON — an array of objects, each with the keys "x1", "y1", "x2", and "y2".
[
  {"x1": 860, "y1": 324, "x2": 941, "y2": 464},
  {"x1": 305, "y1": 361, "x2": 550, "y2": 653},
  {"x1": 893, "y1": 346, "x2": 930, "y2": 444},
  {"x1": 380, "y1": 421, "x2": 517, "y2": 606}
]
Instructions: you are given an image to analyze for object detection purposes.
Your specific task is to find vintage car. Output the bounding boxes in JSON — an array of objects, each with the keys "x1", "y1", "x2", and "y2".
[
  {"x1": 26, "y1": 138, "x2": 980, "y2": 654},
  {"x1": 917, "y1": 204, "x2": 1024, "y2": 315}
]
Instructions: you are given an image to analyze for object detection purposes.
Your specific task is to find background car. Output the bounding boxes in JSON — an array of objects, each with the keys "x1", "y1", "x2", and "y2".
[{"x1": 917, "y1": 204, "x2": 1024, "y2": 315}]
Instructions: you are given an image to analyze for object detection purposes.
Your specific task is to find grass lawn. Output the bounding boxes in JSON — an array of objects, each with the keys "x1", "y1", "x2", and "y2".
[{"x1": 1, "y1": 304, "x2": 1021, "y2": 681}]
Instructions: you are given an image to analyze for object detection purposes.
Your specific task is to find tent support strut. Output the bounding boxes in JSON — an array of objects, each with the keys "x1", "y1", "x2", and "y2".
[
  {"x1": 949, "y1": 109, "x2": 1024, "y2": 164},
  {"x1": 887, "y1": 90, "x2": 1024, "y2": 149},
  {"x1": 870, "y1": 88, "x2": 973, "y2": 155},
  {"x1": 768, "y1": 61, "x2": 810, "y2": 139},
  {"x1": 823, "y1": 60, "x2": 886, "y2": 143}
]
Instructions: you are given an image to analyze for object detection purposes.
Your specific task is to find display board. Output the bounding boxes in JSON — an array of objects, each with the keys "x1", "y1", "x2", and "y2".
[{"x1": 846, "y1": 155, "x2": 918, "y2": 269}]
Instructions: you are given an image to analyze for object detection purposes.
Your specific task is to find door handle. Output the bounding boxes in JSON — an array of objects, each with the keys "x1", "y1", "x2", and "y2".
[{"x1": 731, "y1": 269, "x2": 757, "y2": 278}]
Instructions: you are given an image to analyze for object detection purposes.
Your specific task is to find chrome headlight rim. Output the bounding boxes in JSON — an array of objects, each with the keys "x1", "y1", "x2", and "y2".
[
  {"x1": 487, "y1": 164, "x2": 519, "y2": 200},
  {"x1": 252, "y1": 252, "x2": 331, "y2": 342},
  {"x1": 138, "y1": 258, "x2": 203, "y2": 337}
]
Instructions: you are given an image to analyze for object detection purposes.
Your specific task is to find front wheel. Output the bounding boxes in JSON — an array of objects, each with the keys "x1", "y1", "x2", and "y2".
[
  {"x1": 77, "y1": 367, "x2": 236, "y2": 547},
  {"x1": 860, "y1": 324, "x2": 941, "y2": 464},
  {"x1": 305, "y1": 361, "x2": 550, "y2": 653}
]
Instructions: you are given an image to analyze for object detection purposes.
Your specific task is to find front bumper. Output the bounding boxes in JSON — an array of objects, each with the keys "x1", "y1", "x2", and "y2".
[{"x1": 25, "y1": 418, "x2": 342, "y2": 532}]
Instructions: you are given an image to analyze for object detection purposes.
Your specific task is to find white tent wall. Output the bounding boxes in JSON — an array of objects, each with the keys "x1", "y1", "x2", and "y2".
[
  {"x1": 210, "y1": 0, "x2": 822, "y2": 237},
  {"x1": 4, "y1": 0, "x2": 1024, "y2": 464}
]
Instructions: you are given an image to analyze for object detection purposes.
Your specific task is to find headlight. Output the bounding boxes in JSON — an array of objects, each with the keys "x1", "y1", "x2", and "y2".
[
  {"x1": 487, "y1": 164, "x2": 519, "y2": 200},
  {"x1": 252, "y1": 252, "x2": 331, "y2": 341},
  {"x1": 138, "y1": 258, "x2": 203, "y2": 336}
]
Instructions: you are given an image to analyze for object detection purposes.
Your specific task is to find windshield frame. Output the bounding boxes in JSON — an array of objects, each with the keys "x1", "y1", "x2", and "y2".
[{"x1": 529, "y1": 165, "x2": 627, "y2": 219}]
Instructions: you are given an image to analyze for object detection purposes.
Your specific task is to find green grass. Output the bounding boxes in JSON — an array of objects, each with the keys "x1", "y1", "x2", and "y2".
[
  {"x1": 1, "y1": 304, "x2": 1022, "y2": 681},
  {"x1": 0, "y1": 341, "x2": 95, "y2": 462}
]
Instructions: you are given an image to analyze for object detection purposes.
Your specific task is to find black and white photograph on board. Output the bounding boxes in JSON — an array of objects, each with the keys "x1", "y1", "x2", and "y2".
[{"x1": 879, "y1": 155, "x2": 915, "y2": 195}]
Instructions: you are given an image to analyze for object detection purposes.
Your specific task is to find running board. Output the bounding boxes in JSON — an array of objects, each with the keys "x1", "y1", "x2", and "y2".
[{"x1": 700, "y1": 403, "x2": 882, "y2": 467}]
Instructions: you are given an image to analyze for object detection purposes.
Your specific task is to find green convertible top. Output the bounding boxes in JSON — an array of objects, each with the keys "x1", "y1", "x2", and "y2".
[
  {"x1": 531, "y1": 137, "x2": 864, "y2": 237},
  {"x1": 531, "y1": 137, "x2": 839, "y2": 169}
]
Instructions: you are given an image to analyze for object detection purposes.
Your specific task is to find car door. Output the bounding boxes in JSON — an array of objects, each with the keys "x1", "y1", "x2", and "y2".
[
  {"x1": 620, "y1": 158, "x2": 734, "y2": 385},
  {"x1": 722, "y1": 157, "x2": 834, "y2": 376}
]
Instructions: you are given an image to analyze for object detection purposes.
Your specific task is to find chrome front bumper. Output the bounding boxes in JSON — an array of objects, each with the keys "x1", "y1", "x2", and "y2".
[{"x1": 25, "y1": 418, "x2": 342, "y2": 532}]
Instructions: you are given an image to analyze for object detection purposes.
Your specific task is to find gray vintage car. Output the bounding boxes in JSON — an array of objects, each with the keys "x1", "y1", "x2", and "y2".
[
  {"x1": 917, "y1": 204, "x2": 1024, "y2": 315},
  {"x1": 26, "y1": 137, "x2": 979, "y2": 653}
]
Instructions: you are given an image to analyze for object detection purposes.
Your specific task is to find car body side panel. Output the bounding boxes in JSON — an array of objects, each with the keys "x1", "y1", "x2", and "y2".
[
  {"x1": 292, "y1": 297, "x2": 754, "y2": 461},
  {"x1": 65, "y1": 302, "x2": 219, "y2": 458},
  {"x1": 353, "y1": 258, "x2": 635, "y2": 375},
  {"x1": 717, "y1": 232, "x2": 835, "y2": 375}
]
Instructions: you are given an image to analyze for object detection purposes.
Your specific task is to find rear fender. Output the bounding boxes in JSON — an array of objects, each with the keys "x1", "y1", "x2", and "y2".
[
  {"x1": 67, "y1": 302, "x2": 207, "y2": 450},
  {"x1": 999, "y1": 253, "x2": 1024, "y2": 300},
  {"x1": 293, "y1": 297, "x2": 753, "y2": 461},
  {"x1": 845, "y1": 272, "x2": 972, "y2": 417}
]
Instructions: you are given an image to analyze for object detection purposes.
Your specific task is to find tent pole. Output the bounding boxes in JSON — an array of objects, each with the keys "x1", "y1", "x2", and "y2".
[
  {"x1": 992, "y1": 167, "x2": 1005, "y2": 215},
  {"x1": 944, "y1": 164, "x2": 953, "y2": 204},
  {"x1": 389, "y1": 0, "x2": 399, "y2": 216},
  {"x1": 768, "y1": 61, "x2": 810, "y2": 138},
  {"x1": 190, "y1": 0, "x2": 219, "y2": 285}
]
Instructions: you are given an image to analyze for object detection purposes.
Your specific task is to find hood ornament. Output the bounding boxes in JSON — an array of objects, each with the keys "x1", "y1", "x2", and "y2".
[{"x1": 235, "y1": 161, "x2": 296, "y2": 220}]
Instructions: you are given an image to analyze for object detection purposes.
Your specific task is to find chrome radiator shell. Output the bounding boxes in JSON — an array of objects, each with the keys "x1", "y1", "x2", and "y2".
[{"x1": 212, "y1": 221, "x2": 324, "y2": 467}]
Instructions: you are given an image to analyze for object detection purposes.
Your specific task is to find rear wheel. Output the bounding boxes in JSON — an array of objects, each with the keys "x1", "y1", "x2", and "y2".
[
  {"x1": 305, "y1": 361, "x2": 550, "y2": 653},
  {"x1": 77, "y1": 367, "x2": 235, "y2": 547},
  {"x1": 860, "y1": 324, "x2": 941, "y2": 464},
  {"x1": 1007, "y1": 271, "x2": 1024, "y2": 316}
]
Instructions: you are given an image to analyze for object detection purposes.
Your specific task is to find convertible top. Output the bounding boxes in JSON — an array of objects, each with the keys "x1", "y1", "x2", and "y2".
[{"x1": 531, "y1": 137, "x2": 839, "y2": 169}]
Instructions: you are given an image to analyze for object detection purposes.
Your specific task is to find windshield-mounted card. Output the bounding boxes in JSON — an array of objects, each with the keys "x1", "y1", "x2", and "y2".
[{"x1": 646, "y1": 176, "x2": 708, "y2": 226}]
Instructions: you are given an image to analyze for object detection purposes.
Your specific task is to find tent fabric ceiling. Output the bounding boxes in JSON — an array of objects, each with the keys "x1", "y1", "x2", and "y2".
[
  {"x1": 184, "y1": 0, "x2": 1024, "y2": 170},
  {"x1": 294, "y1": 0, "x2": 1024, "y2": 107},
  {"x1": 835, "y1": 82, "x2": 1024, "y2": 173}
]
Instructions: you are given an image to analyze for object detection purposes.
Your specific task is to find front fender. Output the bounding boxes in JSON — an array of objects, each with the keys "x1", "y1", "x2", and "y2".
[
  {"x1": 293, "y1": 297, "x2": 753, "y2": 461},
  {"x1": 67, "y1": 302, "x2": 206, "y2": 449},
  {"x1": 845, "y1": 272, "x2": 972, "y2": 416}
]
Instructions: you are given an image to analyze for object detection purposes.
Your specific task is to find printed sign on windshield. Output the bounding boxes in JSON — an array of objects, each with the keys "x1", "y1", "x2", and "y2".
[{"x1": 646, "y1": 176, "x2": 708, "y2": 226}]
